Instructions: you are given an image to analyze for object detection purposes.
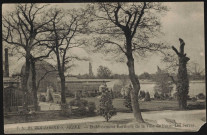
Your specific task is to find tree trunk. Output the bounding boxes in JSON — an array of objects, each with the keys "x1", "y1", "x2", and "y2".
[
  {"x1": 30, "y1": 58, "x2": 38, "y2": 111},
  {"x1": 127, "y1": 53, "x2": 144, "y2": 123},
  {"x1": 60, "y1": 73, "x2": 66, "y2": 104},
  {"x1": 177, "y1": 58, "x2": 189, "y2": 110},
  {"x1": 22, "y1": 53, "x2": 30, "y2": 112},
  {"x1": 172, "y1": 39, "x2": 190, "y2": 110}
]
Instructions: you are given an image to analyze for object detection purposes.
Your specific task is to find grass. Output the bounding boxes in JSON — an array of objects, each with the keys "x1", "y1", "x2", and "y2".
[
  {"x1": 4, "y1": 98, "x2": 205, "y2": 124},
  {"x1": 4, "y1": 110, "x2": 97, "y2": 124},
  {"x1": 66, "y1": 97, "x2": 203, "y2": 112}
]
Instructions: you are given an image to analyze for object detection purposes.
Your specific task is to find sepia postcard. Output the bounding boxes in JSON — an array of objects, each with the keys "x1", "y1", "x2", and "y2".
[{"x1": 2, "y1": 2, "x2": 206, "y2": 134}]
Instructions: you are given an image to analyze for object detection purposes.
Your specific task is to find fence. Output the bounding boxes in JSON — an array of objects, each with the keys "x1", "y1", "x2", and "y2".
[{"x1": 4, "y1": 86, "x2": 34, "y2": 112}]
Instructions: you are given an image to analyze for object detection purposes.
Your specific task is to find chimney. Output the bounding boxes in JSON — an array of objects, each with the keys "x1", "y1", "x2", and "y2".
[
  {"x1": 89, "y1": 62, "x2": 93, "y2": 77},
  {"x1": 4, "y1": 48, "x2": 9, "y2": 77}
]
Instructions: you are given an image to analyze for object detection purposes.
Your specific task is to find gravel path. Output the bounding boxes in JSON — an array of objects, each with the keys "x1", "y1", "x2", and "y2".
[{"x1": 4, "y1": 109, "x2": 205, "y2": 133}]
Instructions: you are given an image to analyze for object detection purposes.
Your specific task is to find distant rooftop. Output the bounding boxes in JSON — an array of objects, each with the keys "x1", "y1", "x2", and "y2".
[{"x1": 64, "y1": 78, "x2": 114, "y2": 82}]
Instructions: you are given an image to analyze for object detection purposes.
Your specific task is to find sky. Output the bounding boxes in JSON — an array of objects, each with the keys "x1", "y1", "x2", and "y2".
[{"x1": 2, "y1": 2, "x2": 205, "y2": 76}]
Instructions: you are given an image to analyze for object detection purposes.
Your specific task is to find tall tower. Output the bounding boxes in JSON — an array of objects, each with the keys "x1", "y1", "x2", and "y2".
[
  {"x1": 89, "y1": 62, "x2": 93, "y2": 77},
  {"x1": 4, "y1": 48, "x2": 9, "y2": 77}
]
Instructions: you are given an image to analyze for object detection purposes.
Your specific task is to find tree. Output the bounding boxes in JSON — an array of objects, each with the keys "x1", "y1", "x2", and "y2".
[
  {"x1": 172, "y1": 38, "x2": 190, "y2": 110},
  {"x1": 45, "y1": 8, "x2": 90, "y2": 105},
  {"x1": 90, "y1": 2, "x2": 168, "y2": 122},
  {"x1": 188, "y1": 62, "x2": 205, "y2": 80},
  {"x1": 139, "y1": 72, "x2": 151, "y2": 80},
  {"x1": 97, "y1": 65, "x2": 112, "y2": 79},
  {"x1": 123, "y1": 85, "x2": 133, "y2": 111},
  {"x1": 2, "y1": 4, "x2": 56, "y2": 111},
  {"x1": 154, "y1": 66, "x2": 173, "y2": 98},
  {"x1": 99, "y1": 85, "x2": 117, "y2": 122}
]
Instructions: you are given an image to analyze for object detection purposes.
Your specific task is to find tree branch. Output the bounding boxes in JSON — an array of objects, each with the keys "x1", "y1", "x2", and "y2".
[
  {"x1": 168, "y1": 74, "x2": 177, "y2": 84},
  {"x1": 36, "y1": 69, "x2": 57, "y2": 90},
  {"x1": 131, "y1": 2, "x2": 146, "y2": 37},
  {"x1": 179, "y1": 38, "x2": 185, "y2": 55},
  {"x1": 172, "y1": 46, "x2": 181, "y2": 57}
]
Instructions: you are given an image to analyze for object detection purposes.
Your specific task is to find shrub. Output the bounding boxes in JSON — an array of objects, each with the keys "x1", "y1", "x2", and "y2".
[
  {"x1": 39, "y1": 94, "x2": 46, "y2": 102},
  {"x1": 153, "y1": 69, "x2": 173, "y2": 97},
  {"x1": 69, "y1": 99, "x2": 88, "y2": 107},
  {"x1": 60, "y1": 103, "x2": 71, "y2": 117},
  {"x1": 123, "y1": 91, "x2": 132, "y2": 111},
  {"x1": 154, "y1": 91, "x2": 160, "y2": 99},
  {"x1": 154, "y1": 92, "x2": 172, "y2": 100},
  {"x1": 69, "y1": 99, "x2": 88, "y2": 115},
  {"x1": 191, "y1": 97, "x2": 197, "y2": 102},
  {"x1": 99, "y1": 90, "x2": 117, "y2": 122},
  {"x1": 159, "y1": 93, "x2": 166, "y2": 100},
  {"x1": 144, "y1": 92, "x2": 151, "y2": 101},
  {"x1": 139, "y1": 91, "x2": 146, "y2": 99},
  {"x1": 113, "y1": 91, "x2": 122, "y2": 98},
  {"x1": 187, "y1": 102, "x2": 205, "y2": 110},
  {"x1": 77, "y1": 105, "x2": 87, "y2": 115},
  {"x1": 196, "y1": 93, "x2": 206, "y2": 100},
  {"x1": 187, "y1": 95, "x2": 191, "y2": 100},
  {"x1": 88, "y1": 102, "x2": 96, "y2": 114}
]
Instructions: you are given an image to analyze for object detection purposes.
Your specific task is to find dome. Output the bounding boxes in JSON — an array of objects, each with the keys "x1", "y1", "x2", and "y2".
[
  {"x1": 21, "y1": 60, "x2": 58, "y2": 92},
  {"x1": 21, "y1": 60, "x2": 56, "y2": 74}
]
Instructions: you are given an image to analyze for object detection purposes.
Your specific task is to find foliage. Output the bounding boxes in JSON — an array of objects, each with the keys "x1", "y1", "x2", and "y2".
[
  {"x1": 2, "y1": 3, "x2": 57, "y2": 111},
  {"x1": 69, "y1": 98, "x2": 88, "y2": 115},
  {"x1": 60, "y1": 103, "x2": 72, "y2": 117},
  {"x1": 188, "y1": 62, "x2": 205, "y2": 80},
  {"x1": 191, "y1": 97, "x2": 197, "y2": 102},
  {"x1": 154, "y1": 66, "x2": 173, "y2": 97},
  {"x1": 99, "y1": 90, "x2": 117, "y2": 122},
  {"x1": 196, "y1": 93, "x2": 206, "y2": 100},
  {"x1": 154, "y1": 91, "x2": 171, "y2": 100},
  {"x1": 97, "y1": 65, "x2": 112, "y2": 79},
  {"x1": 172, "y1": 39, "x2": 190, "y2": 110},
  {"x1": 139, "y1": 72, "x2": 152, "y2": 80},
  {"x1": 88, "y1": 102, "x2": 96, "y2": 114},
  {"x1": 65, "y1": 91, "x2": 75, "y2": 98},
  {"x1": 144, "y1": 92, "x2": 151, "y2": 101},
  {"x1": 113, "y1": 91, "x2": 123, "y2": 98},
  {"x1": 69, "y1": 99, "x2": 88, "y2": 107},
  {"x1": 123, "y1": 91, "x2": 132, "y2": 111},
  {"x1": 39, "y1": 94, "x2": 46, "y2": 102},
  {"x1": 154, "y1": 91, "x2": 160, "y2": 99},
  {"x1": 173, "y1": 92, "x2": 178, "y2": 100},
  {"x1": 139, "y1": 91, "x2": 146, "y2": 99},
  {"x1": 187, "y1": 102, "x2": 205, "y2": 110}
]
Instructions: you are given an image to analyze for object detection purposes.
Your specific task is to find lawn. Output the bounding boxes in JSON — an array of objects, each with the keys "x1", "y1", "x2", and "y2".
[
  {"x1": 66, "y1": 97, "x2": 204, "y2": 112},
  {"x1": 4, "y1": 98, "x2": 205, "y2": 124}
]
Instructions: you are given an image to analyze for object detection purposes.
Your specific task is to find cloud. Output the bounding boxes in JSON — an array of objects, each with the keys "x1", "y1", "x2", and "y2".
[{"x1": 3, "y1": 2, "x2": 205, "y2": 76}]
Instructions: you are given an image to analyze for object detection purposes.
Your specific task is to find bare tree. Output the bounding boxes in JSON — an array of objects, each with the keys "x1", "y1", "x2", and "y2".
[
  {"x1": 89, "y1": 2, "x2": 168, "y2": 122},
  {"x1": 2, "y1": 4, "x2": 57, "y2": 111},
  {"x1": 45, "y1": 8, "x2": 90, "y2": 105},
  {"x1": 188, "y1": 62, "x2": 205, "y2": 80},
  {"x1": 30, "y1": 51, "x2": 54, "y2": 111}
]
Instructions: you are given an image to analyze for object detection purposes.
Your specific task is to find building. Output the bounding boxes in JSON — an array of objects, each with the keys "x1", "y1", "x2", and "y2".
[
  {"x1": 3, "y1": 48, "x2": 34, "y2": 112},
  {"x1": 3, "y1": 77, "x2": 34, "y2": 112},
  {"x1": 57, "y1": 77, "x2": 113, "y2": 97},
  {"x1": 21, "y1": 60, "x2": 58, "y2": 92}
]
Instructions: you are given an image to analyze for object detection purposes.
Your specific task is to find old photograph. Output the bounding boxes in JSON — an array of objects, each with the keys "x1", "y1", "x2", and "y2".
[{"x1": 2, "y1": 2, "x2": 206, "y2": 133}]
